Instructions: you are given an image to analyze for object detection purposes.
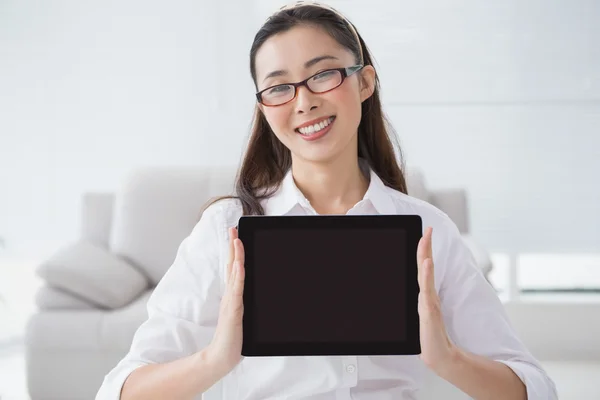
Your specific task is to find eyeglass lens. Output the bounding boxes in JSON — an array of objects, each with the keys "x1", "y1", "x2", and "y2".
[{"x1": 261, "y1": 69, "x2": 343, "y2": 106}]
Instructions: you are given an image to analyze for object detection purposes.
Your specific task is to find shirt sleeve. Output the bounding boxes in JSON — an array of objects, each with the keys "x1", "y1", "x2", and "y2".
[
  {"x1": 437, "y1": 219, "x2": 558, "y2": 400},
  {"x1": 95, "y1": 203, "x2": 227, "y2": 400}
]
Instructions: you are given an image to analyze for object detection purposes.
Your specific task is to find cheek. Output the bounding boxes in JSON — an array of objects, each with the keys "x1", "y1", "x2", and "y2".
[
  {"x1": 326, "y1": 84, "x2": 362, "y2": 125},
  {"x1": 264, "y1": 107, "x2": 292, "y2": 136}
]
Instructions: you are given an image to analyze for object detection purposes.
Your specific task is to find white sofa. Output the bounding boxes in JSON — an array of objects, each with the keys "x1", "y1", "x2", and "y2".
[{"x1": 25, "y1": 166, "x2": 492, "y2": 400}]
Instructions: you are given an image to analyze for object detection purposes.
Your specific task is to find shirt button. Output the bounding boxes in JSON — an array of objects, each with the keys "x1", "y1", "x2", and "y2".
[{"x1": 346, "y1": 364, "x2": 356, "y2": 373}]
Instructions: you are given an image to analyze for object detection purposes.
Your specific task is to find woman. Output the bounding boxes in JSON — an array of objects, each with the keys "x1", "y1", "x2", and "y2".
[{"x1": 97, "y1": 2, "x2": 557, "y2": 399}]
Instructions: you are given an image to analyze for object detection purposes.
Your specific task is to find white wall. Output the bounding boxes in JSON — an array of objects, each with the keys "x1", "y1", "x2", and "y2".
[
  {"x1": 286, "y1": 0, "x2": 600, "y2": 254},
  {"x1": 1, "y1": 0, "x2": 599, "y2": 258},
  {"x1": 354, "y1": 0, "x2": 600, "y2": 255},
  {"x1": 0, "y1": 0, "x2": 256, "y2": 256}
]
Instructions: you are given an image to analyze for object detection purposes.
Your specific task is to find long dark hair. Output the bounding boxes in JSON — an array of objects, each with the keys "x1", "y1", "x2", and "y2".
[{"x1": 205, "y1": 5, "x2": 407, "y2": 216}]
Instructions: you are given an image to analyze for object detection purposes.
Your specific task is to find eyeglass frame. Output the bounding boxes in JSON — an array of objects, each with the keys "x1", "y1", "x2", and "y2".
[{"x1": 255, "y1": 64, "x2": 364, "y2": 107}]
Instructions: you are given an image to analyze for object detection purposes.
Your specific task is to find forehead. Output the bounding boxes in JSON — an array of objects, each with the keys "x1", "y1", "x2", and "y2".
[{"x1": 255, "y1": 24, "x2": 354, "y2": 81}]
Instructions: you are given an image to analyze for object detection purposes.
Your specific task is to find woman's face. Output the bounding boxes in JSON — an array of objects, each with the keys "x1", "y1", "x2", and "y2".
[{"x1": 254, "y1": 24, "x2": 375, "y2": 164}]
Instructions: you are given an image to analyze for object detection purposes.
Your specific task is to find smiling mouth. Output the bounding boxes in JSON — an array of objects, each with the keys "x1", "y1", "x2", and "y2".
[{"x1": 295, "y1": 116, "x2": 336, "y2": 136}]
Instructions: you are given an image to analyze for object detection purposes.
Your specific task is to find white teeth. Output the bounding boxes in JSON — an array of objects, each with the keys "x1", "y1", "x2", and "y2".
[{"x1": 298, "y1": 117, "x2": 334, "y2": 135}]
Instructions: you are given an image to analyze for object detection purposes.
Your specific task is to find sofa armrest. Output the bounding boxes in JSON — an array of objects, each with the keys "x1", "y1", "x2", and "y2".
[
  {"x1": 461, "y1": 234, "x2": 494, "y2": 279},
  {"x1": 36, "y1": 241, "x2": 149, "y2": 309},
  {"x1": 80, "y1": 192, "x2": 115, "y2": 248}
]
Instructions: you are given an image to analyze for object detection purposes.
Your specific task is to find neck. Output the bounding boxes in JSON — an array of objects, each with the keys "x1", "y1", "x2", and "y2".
[{"x1": 291, "y1": 152, "x2": 369, "y2": 215}]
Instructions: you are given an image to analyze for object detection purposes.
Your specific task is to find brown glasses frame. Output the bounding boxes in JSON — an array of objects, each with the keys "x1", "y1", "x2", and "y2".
[{"x1": 256, "y1": 64, "x2": 364, "y2": 107}]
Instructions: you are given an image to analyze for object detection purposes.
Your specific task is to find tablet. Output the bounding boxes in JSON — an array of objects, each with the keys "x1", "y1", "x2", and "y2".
[{"x1": 237, "y1": 215, "x2": 422, "y2": 357}]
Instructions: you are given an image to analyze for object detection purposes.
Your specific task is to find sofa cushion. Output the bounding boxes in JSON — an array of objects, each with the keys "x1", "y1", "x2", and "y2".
[
  {"x1": 80, "y1": 192, "x2": 115, "y2": 248},
  {"x1": 109, "y1": 167, "x2": 236, "y2": 285},
  {"x1": 36, "y1": 241, "x2": 148, "y2": 309},
  {"x1": 26, "y1": 289, "x2": 152, "y2": 352},
  {"x1": 35, "y1": 285, "x2": 96, "y2": 310}
]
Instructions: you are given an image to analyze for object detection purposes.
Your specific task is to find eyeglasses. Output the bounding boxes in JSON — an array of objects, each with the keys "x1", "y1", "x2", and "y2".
[{"x1": 256, "y1": 65, "x2": 364, "y2": 107}]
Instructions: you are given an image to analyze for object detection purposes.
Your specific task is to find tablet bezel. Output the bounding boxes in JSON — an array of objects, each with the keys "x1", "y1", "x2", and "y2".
[{"x1": 238, "y1": 214, "x2": 422, "y2": 356}]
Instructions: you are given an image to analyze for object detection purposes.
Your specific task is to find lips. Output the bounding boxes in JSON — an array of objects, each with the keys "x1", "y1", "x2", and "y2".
[
  {"x1": 295, "y1": 116, "x2": 336, "y2": 141},
  {"x1": 295, "y1": 116, "x2": 336, "y2": 135}
]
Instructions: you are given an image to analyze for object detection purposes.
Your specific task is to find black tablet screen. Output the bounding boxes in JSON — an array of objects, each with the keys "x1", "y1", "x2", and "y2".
[{"x1": 252, "y1": 227, "x2": 407, "y2": 344}]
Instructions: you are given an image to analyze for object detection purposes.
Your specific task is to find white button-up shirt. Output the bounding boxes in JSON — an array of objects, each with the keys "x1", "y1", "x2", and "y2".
[{"x1": 97, "y1": 166, "x2": 557, "y2": 400}]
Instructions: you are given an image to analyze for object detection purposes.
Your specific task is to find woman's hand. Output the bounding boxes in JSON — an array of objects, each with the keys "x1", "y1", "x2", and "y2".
[
  {"x1": 206, "y1": 227, "x2": 245, "y2": 376},
  {"x1": 417, "y1": 226, "x2": 457, "y2": 373}
]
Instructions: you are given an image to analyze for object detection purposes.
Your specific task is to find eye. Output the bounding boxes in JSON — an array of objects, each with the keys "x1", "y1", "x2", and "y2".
[
  {"x1": 266, "y1": 85, "x2": 293, "y2": 96},
  {"x1": 262, "y1": 85, "x2": 294, "y2": 101},
  {"x1": 312, "y1": 70, "x2": 338, "y2": 81}
]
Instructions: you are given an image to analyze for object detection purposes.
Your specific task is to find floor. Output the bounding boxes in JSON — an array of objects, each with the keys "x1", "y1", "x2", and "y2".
[
  {"x1": 1, "y1": 342, "x2": 600, "y2": 400},
  {"x1": 0, "y1": 343, "x2": 28, "y2": 400}
]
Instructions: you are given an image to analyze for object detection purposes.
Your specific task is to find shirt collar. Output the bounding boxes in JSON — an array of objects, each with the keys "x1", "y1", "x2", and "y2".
[
  {"x1": 362, "y1": 167, "x2": 397, "y2": 215},
  {"x1": 263, "y1": 169, "x2": 308, "y2": 216},
  {"x1": 264, "y1": 159, "x2": 397, "y2": 215}
]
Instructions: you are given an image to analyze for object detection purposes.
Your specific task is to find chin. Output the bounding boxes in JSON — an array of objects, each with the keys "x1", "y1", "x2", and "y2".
[
  {"x1": 292, "y1": 146, "x2": 347, "y2": 165},
  {"x1": 285, "y1": 123, "x2": 358, "y2": 165}
]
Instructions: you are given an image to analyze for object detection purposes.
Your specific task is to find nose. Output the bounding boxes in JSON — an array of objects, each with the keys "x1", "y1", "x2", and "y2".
[{"x1": 294, "y1": 85, "x2": 320, "y2": 114}]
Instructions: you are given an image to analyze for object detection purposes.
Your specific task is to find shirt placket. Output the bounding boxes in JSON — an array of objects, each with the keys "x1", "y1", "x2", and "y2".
[
  {"x1": 336, "y1": 355, "x2": 358, "y2": 399},
  {"x1": 299, "y1": 197, "x2": 366, "y2": 399}
]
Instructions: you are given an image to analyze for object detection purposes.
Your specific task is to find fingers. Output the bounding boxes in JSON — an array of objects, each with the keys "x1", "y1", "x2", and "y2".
[
  {"x1": 227, "y1": 237, "x2": 245, "y2": 300},
  {"x1": 221, "y1": 230, "x2": 245, "y2": 326},
  {"x1": 234, "y1": 237, "x2": 245, "y2": 267},
  {"x1": 232, "y1": 238, "x2": 245, "y2": 293},
  {"x1": 419, "y1": 258, "x2": 437, "y2": 299},
  {"x1": 417, "y1": 226, "x2": 433, "y2": 266},
  {"x1": 226, "y1": 227, "x2": 238, "y2": 283},
  {"x1": 417, "y1": 227, "x2": 436, "y2": 297},
  {"x1": 232, "y1": 240, "x2": 245, "y2": 309},
  {"x1": 232, "y1": 260, "x2": 245, "y2": 299}
]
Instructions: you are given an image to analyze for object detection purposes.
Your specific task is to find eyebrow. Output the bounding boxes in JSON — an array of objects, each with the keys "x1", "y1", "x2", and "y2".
[{"x1": 262, "y1": 55, "x2": 339, "y2": 83}]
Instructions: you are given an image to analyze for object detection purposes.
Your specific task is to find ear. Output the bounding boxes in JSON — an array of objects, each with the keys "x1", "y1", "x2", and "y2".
[{"x1": 359, "y1": 65, "x2": 376, "y2": 103}]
